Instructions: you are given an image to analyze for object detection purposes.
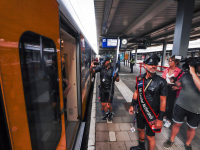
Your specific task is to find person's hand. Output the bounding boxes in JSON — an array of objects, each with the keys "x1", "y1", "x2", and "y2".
[
  {"x1": 91, "y1": 61, "x2": 95, "y2": 68},
  {"x1": 63, "y1": 78, "x2": 70, "y2": 85},
  {"x1": 63, "y1": 79, "x2": 71, "y2": 97},
  {"x1": 114, "y1": 73, "x2": 116, "y2": 78},
  {"x1": 155, "y1": 119, "x2": 163, "y2": 129},
  {"x1": 129, "y1": 106, "x2": 134, "y2": 115},
  {"x1": 172, "y1": 86, "x2": 179, "y2": 90},
  {"x1": 189, "y1": 65, "x2": 196, "y2": 76}
]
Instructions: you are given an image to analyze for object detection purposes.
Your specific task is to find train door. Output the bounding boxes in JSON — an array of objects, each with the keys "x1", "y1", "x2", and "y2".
[
  {"x1": 0, "y1": 85, "x2": 12, "y2": 150},
  {"x1": 60, "y1": 29, "x2": 79, "y2": 150},
  {"x1": 19, "y1": 31, "x2": 62, "y2": 150}
]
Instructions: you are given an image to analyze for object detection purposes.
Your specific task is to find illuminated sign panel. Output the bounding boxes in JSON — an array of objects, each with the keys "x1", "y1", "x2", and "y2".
[
  {"x1": 102, "y1": 38, "x2": 118, "y2": 48},
  {"x1": 107, "y1": 39, "x2": 117, "y2": 46}
]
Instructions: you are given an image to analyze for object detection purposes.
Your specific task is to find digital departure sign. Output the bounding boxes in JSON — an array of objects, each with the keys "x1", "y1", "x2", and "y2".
[{"x1": 102, "y1": 38, "x2": 118, "y2": 48}]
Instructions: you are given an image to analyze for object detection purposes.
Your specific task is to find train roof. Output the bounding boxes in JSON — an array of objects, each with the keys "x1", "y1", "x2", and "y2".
[{"x1": 57, "y1": 0, "x2": 97, "y2": 55}]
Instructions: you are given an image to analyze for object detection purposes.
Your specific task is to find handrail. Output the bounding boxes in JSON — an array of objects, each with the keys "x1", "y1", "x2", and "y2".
[{"x1": 137, "y1": 62, "x2": 168, "y2": 75}]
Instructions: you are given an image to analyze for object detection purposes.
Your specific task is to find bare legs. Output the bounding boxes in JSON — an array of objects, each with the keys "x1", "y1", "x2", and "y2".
[
  {"x1": 147, "y1": 136, "x2": 156, "y2": 150},
  {"x1": 170, "y1": 123, "x2": 182, "y2": 142},
  {"x1": 101, "y1": 102, "x2": 112, "y2": 112},
  {"x1": 186, "y1": 126, "x2": 195, "y2": 146},
  {"x1": 137, "y1": 128, "x2": 155, "y2": 150},
  {"x1": 170, "y1": 123, "x2": 196, "y2": 146}
]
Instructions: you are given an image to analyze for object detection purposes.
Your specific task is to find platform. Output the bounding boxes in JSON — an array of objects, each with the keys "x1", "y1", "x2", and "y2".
[{"x1": 88, "y1": 63, "x2": 200, "y2": 150}]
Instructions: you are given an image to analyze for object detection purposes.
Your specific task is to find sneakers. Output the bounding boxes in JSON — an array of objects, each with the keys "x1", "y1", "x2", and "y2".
[
  {"x1": 164, "y1": 121, "x2": 171, "y2": 128},
  {"x1": 185, "y1": 144, "x2": 192, "y2": 150},
  {"x1": 102, "y1": 112, "x2": 109, "y2": 120},
  {"x1": 108, "y1": 112, "x2": 114, "y2": 121},
  {"x1": 102, "y1": 112, "x2": 114, "y2": 121},
  {"x1": 130, "y1": 145, "x2": 145, "y2": 150},
  {"x1": 164, "y1": 140, "x2": 193, "y2": 150},
  {"x1": 163, "y1": 139, "x2": 174, "y2": 149}
]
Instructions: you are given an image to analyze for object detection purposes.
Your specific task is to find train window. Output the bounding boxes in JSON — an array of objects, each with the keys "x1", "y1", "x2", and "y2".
[
  {"x1": 84, "y1": 42, "x2": 91, "y2": 98},
  {"x1": 80, "y1": 38, "x2": 92, "y2": 120},
  {"x1": 19, "y1": 31, "x2": 61, "y2": 150},
  {"x1": 80, "y1": 36, "x2": 91, "y2": 103}
]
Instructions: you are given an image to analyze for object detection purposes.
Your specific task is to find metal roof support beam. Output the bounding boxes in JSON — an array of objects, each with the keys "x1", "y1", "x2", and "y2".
[
  {"x1": 100, "y1": 35, "x2": 142, "y2": 38},
  {"x1": 128, "y1": 41, "x2": 173, "y2": 44},
  {"x1": 124, "y1": 52, "x2": 125, "y2": 66},
  {"x1": 161, "y1": 41, "x2": 167, "y2": 70},
  {"x1": 135, "y1": 49, "x2": 138, "y2": 65},
  {"x1": 141, "y1": 10, "x2": 200, "y2": 41},
  {"x1": 106, "y1": 0, "x2": 120, "y2": 34},
  {"x1": 101, "y1": 0, "x2": 120, "y2": 35},
  {"x1": 172, "y1": 0, "x2": 195, "y2": 57},
  {"x1": 101, "y1": 0, "x2": 113, "y2": 34},
  {"x1": 150, "y1": 21, "x2": 200, "y2": 43},
  {"x1": 122, "y1": 0, "x2": 174, "y2": 35}
]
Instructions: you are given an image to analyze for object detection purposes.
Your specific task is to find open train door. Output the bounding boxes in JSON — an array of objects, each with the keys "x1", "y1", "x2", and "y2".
[{"x1": 60, "y1": 29, "x2": 79, "y2": 149}]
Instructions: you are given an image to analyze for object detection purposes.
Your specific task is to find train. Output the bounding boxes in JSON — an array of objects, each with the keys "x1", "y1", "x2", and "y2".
[{"x1": 0, "y1": 0, "x2": 96, "y2": 150}]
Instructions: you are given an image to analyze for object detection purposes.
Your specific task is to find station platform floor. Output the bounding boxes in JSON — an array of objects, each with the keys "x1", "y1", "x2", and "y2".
[{"x1": 87, "y1": 63, "x2": 200, "y2": 150}]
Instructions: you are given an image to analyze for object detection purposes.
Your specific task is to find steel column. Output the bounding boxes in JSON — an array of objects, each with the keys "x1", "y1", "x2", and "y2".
[
  {"x1": 135, "y1": 49, "x2": 137, "y2": 65},
  {"x1": 161, "y1": 41, "x2": 167, "y2": 69},
  {"x1": 172, "y1": 0, "x2": 195, "y2": 57},
  {"x1": 124, "y1": 52, "x2": 125, "y2": 66},
  {"x1": 129, "y1": 52, "x2": 131, "y2": 67}
]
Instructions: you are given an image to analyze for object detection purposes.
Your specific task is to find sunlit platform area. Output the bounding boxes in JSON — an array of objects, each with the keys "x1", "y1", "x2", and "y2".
[{"x1": 88, "y1": 63, "x2": 200, "y2": 150}]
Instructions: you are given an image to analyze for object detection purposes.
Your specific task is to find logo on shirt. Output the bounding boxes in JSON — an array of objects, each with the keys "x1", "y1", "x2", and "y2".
[{"x1": 138, "y1": 77, "x2": 142, "y2": 81}]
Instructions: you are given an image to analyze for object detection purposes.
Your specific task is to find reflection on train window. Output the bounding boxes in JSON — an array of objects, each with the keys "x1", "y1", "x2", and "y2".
[
  {"x1": 81, "y1": 41, "x2": 91, "y2": 103},
  {"x1": 81, "y1": 51, "x2": 85, "y2": 91},
  {"x1": 19, "y1": 31, "x2": 61, "y2": 150}
]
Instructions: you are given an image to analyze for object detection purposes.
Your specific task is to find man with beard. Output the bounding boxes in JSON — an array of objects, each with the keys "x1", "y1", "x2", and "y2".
[
  {"x1": 129, "y1": 54, "x2": 167, "y2": 150},
  {"x1": 163, "y1": 64, "x2": 200, "y2": 150},
  {"x1": 90, "y1": 56, "x2": 119, "y2": 121}
]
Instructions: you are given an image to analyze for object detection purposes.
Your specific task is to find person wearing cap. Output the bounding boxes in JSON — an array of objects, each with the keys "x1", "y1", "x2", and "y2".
[
  {"x1": 90, "y1": 56, "x2": 119, "y2": 121},
  {"x1": 129, "y1": 54, "x2": 167, "y2": 150}
]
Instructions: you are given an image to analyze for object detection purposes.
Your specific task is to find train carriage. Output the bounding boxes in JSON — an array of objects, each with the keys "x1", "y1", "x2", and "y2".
[{"x1": 0, "y1": 0, "x2": 95, "y2": 150}]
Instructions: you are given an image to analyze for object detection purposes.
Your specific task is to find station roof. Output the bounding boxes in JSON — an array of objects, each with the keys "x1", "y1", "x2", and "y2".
[{"x1": 94, "y1": 0, "x2": 200, "y2": 54}]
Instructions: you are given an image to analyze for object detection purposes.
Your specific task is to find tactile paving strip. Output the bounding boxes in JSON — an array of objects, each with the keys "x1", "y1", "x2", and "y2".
[{"x1": 155, "y1": 127, "x2": 185, "y2": 150}]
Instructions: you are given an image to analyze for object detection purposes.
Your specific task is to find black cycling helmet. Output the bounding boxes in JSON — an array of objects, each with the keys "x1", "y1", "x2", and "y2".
[{"x1": 102, "y1": 56, "x2": 110, "y2": 64}]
